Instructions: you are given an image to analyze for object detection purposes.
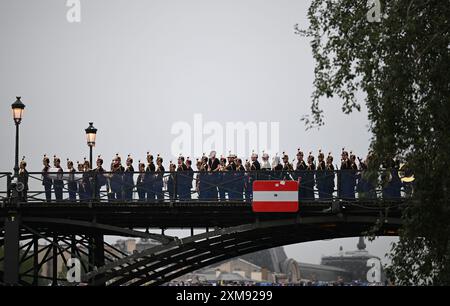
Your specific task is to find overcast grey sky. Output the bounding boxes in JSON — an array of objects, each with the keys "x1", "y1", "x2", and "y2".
[{"x1": 0, "y1": 0, "x2": 397, "y2": 264}]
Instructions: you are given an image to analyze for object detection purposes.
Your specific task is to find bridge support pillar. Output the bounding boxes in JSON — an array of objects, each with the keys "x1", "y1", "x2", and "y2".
[
  {"x1": 70, "y1": 235, "x2": 77, "y2": 258},
  {"x1": 3, "y1": 215, "x2": 20, "y2": 285},
  {"x1": 93, "y1": 233, "x2": 105, "y2": 269},
  {"x1": 52, "y1": 234, "x2": 58, "y2": 286},
  {"x1": 89, "y1": 232, "x2": 105, "y2": 286},
  {"x1": 33, "y1": 235, "x2": 39, "y2": 285}
]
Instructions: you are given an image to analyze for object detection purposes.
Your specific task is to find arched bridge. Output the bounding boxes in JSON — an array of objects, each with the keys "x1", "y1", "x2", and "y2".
[
  {"x1": 83, "y1": 213, "x2": 402, "y2": 286},
  {"x1": 0, "y1": 170, "x2": 408, "y2": 286}
]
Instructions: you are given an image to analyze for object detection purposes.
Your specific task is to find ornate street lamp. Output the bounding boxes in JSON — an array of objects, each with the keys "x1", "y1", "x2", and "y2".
[
  {"x1": 5, "y1": 97, "x2": 26, "y2": 285},
  {"x1": 85, "y1": 122, "x2": 97, "y2": 167},
  {"x1": 11, "y1": 97, "x2": 25, "y2": 177}
]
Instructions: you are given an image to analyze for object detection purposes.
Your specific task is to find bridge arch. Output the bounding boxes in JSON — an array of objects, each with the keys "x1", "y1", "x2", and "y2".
[{"x1": 84, "y1": 215, "x2": 401, "y2": 286}]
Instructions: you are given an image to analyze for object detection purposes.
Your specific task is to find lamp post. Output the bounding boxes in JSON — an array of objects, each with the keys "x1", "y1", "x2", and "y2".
[
  {"x1": 84, "y1": 122, "x2": 104, "y2": 278},
  {"x1": 5, "y1": 97, "x2": 25, "y2": 285},
  {"x1": 11, "y1": 97, "x2": 25, "y2": 178},
  {"x1": 85, "y1": 122, "x2": 97, "y2": 167}
]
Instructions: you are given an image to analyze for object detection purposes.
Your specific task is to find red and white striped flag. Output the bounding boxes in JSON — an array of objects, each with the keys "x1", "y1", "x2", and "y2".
[{"x1": 252, "y1": 180, "x2": 299, "y2": 213}]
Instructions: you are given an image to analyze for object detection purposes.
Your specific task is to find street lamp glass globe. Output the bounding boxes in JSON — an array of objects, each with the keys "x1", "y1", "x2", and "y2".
[
  {"x1": 11, "y1": 97, "x2": 25, "y2": 124},
  {"x1": 85, "y1": 122, "x2": 97, "y2": 147}
]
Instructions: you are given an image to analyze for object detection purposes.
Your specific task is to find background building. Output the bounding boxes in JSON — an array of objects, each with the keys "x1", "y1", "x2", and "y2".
[
  {"x1": 321, "y1": 237, "x2": 385, "y2": 283},
  {"x1": 174, "y1": 237, "x2": 385, "y2": 285},
  {"x1": 32, "y1": 236, "x2": 384, "y2": 285}
]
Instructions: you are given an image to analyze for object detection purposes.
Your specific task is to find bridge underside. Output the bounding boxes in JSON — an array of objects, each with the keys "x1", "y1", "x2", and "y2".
[
  {"x1": 84, "y1": 215, "x2": 401, "y2": 286},
  {"x1": 0, "y1": 200, "x2": 404, "y2": 286}
]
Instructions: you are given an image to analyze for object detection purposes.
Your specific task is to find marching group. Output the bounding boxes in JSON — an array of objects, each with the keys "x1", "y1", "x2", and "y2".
[{"x1": 15, "y1": 149, "x2": 407, "y2": 202}]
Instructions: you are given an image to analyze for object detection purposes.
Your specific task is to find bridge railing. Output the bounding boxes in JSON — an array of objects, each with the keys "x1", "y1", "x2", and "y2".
[
  {"x1": 2, "y1": 169, "x2": 413, "y2": 204},
  {"x1": 0, "y1": 172, "x2": 12, "y2": 201}
]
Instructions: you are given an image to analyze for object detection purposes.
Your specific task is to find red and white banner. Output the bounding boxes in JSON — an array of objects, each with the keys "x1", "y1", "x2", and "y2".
[{"x1": 252, "y1": 180, "x2": 299, "y2": 213}]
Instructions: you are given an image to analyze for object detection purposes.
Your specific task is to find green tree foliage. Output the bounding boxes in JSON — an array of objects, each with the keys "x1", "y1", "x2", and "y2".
[{"x1": 296, "y1": 0, "x2": 450, "y2": 285}]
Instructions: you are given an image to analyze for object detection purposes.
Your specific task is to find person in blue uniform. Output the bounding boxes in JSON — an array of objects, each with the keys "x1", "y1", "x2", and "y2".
[
  {"x1": 18, "y1": 157, "x2": 29, "y2": 202},
  {"x1": 123, "y1": 155, "x2": 135, "y2": 201},
  {"x1": 93, "y1": 155, "x2": 106, "y2": 200},
  {"x1": 316, "y1": 150, "x2": 327, "y2": 200},
  {"x1": 324, "y1": 153, "x2": 335, "y2": 199},
  {"x1": 184, "y1": 158, "x2": 194, "y2": 200},
  {"x1": 348, "y1": 152, "x2": 358, "y2": 199},
  {"x1": 250, "y1": 151, "x2": 261, "y2": 180},
  {"x1": 53, "y1": 155, "x2": 64, "y2": 201},
  {"x1": 207, "y1": 151, "x2": 220, "y2": 201},
  {"x1": 282, "y1": 153, "x2": 294, "y2": 180},
  {"x1": 197, "y1": 156, "x2": 208, "y2": 200},
  {"x1": 155, "y1": 155, "x2": 165, "y2": 202},
  {"x1": 339, "y1": 149, "x2": 353, "y2": 200},
  {"x1": 217, "y1": 156, "x2": 227, "y2": 201},
  {"x1": 234, "y1": 158, "x2": 245, "y2": 201},
  {"x1": 250, "y1": 151, "x2": 261, "y2": 173},
  {"x1": 167, "y1": 162, "x2": 176, "y2": 201},
  {"x1": 66, "y1": 159, "x2": 77, "y2": 201},
  {"x1": 145, "y1": 153, "x2": 156, "y2": 201},
  {"x1": 295, "y1": 149, "x2": 307, "y2": 200},
  {"x1": 244, "y1": 159, "x2": 252, "y2": 202},
  {"x1": 82, "y1": 159, "x2": 93, "y2": 200},
  {"x1": 356, "y1": 155, "x2": 376, "y2": 199},
  {"x1": 382, "y1": 158, "x2": 402, "y2": 199},
  {"x1": 136, "y1": 161, "x2": 146, "y2": 202},
  {"x1": 176, "y1": 155, "x2": 188, "y2": 200},
  {"x1": 303, "y1": 153, "x2": 316, "y2": 200},
  {"x1": 225, "y1": 153, "x2": 237, "y2": 200},
  {"x1": 42, "y1": 155, "x2": 52, "y2": 202},
  {"x1": 195, "y1": 159, "x2": 202, "y2": 200},
  {"x1": 245, "y1": 152, "x2": 262, "y2": 202},
  {"x1": 77, "y1": 162, "x2": 85, "y2": 201},
  {"x1": 107, "y1": 159, "x2": 114, "y2": 200},
  {"x1": 110, "y1": 154, "x2": 124, "y2": 200}
]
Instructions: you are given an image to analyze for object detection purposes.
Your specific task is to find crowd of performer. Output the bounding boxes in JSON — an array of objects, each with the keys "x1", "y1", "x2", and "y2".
[{"x1": 15, "y1": 148, "x2": 410, "y2": 203}]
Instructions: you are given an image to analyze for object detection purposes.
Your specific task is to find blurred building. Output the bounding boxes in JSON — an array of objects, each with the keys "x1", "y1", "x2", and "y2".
[
  {"x1": 296, "y1": 262, "x2": 350, "y2": 282},
  {"x1": 321, "y1": 237, "x2": 385, "y2": 283},
  {"x1": 32, "y1": 236, "x2": 384, "y2": 285},
  {"x1": 33, "y1": 237, "x2": 158, "y2": 283},
  {"x1": 175, "y1": 237, "x2": 385, "y2": 284},
  {"x1": 177, "y1": 258, "x2": 274, "y2": 284},
  {"x1": 113, "y1": 238, "x2": 159, "y2": 254},
  {"x1": 175, "y1": 247, "x2": 300, "y2": 284}
]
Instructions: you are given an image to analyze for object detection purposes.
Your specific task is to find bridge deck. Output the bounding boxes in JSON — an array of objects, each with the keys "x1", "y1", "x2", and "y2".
[{"x1": 0, "y1": 200, "x2": 405, "y2": 229}]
